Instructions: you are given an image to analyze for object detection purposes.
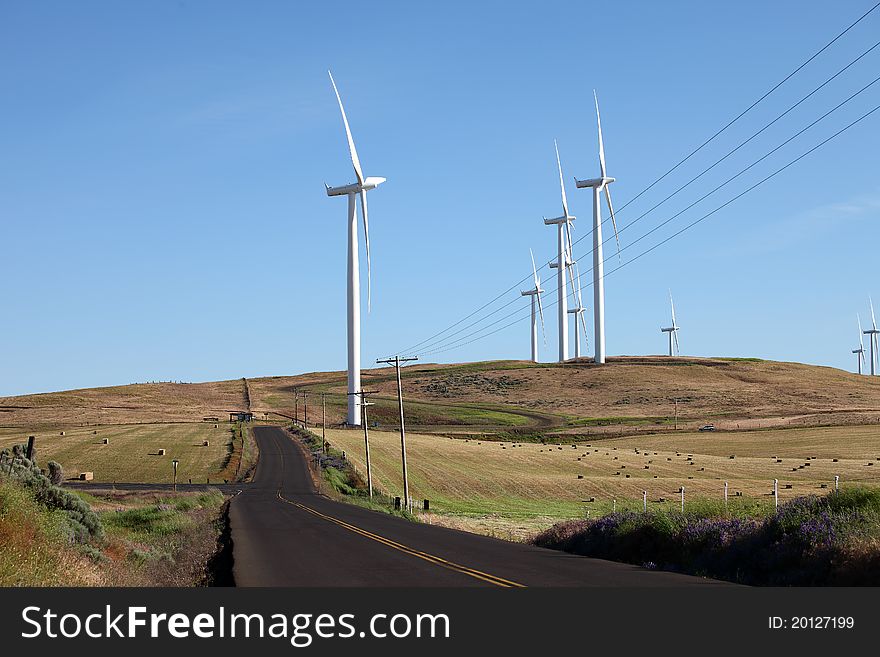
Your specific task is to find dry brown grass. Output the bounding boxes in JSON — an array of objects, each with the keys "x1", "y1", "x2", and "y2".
[
  {"x1": 0, "y1": 423, "x2": 236, "y2": 483},
  {"x1": 323, "y1": 424, "x2": 880, "y2": 520},
  {"x1": 0, "y1": 379, "x2": 249, "y2": 429},
  {"x1": 248, "y1": 358, "x2": 880, "y2": 433}
]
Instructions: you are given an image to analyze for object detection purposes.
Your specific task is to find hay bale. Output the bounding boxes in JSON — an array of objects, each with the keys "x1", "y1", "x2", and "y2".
[
  {"x1": 60, "y1": 431, "x2": 65, "y2": 436},
  {"x1": 158, "y1": 448, "x2": 166, "y2": 456},
  {"x1": 203, "y1": 440, "x2": 210, "y2": 446},
  {"x1": 79, "y1": 472, "x2": 93, "y2": 481},
  {"x1": 102, "y1": 438, "x2": 109, "y2": 444}
]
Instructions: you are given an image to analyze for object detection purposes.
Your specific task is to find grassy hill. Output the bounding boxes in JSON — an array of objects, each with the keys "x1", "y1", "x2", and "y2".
[
  {"x1": 3, "y1": 357, "x2": 880, "y2": 537},
  {"x1": 4, "y1": 357, "x2": 880, "y2": 436},
  {"x1": 247, "y1": 357, "x2": 880, "y2": 436}
]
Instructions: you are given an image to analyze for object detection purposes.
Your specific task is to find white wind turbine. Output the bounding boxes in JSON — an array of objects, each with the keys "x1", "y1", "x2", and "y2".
[
  {"x1": 660, "y1": 291, "x2": 680, "y2": 357},
  {"x1": 853, "y1": 314, "x2": 867, "y2": 375},
  {"x1": 544, "y1": 140, "x2": 575, "y2": 362},
  {"x1": 864, "y1": 298, "x2": 880, "y2": 376},
  {"x1": 575, "y1": 91, "x2": 621, "y2": 365},
  {"x1": 567, "y1": 262, "x2": 589, "y2": 358},
  {"x1": 325, "y1": 71, "x2": 386, "y2": 426},
  {"x1": 520, "y1": 249, "x2": 546, "y2": 363}
]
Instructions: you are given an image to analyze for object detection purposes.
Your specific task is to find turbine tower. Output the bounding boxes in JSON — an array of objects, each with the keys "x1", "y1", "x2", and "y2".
[
  {"x1": 575, "y1": 91, "x2": 621, "y2": 365},
  {"x1": 544, "y1": 140, "x2": 574, "y2": 362},
  {"x1": 567, "y1": 261, "x2": 589, "y2": 358},
  {"x1": 853, "y1": 314, "x2": 866, "y2": 375},
  {"x1": 660, "y1": 291, "x2": 680, "y2": 357},
  {"x1": 325, "y1": 71, "x2": 385, "y2": 426},
  {"x1": 520, "y1": 249, "x2": 546, "y2": 363},
  {"x1": 864, "y1": 298, "x2": 880, "y2": 376}
]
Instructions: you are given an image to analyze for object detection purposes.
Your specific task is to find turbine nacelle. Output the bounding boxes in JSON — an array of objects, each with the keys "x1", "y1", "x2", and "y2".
[
  {"x1": 575, "y1": 176, "x2": 615, "y2": 189},
  {"x1": 543, "y1": 213, "x2": 575, "y2": 226},
  {"x1": 326, "y1": 176, "x2": 386, "y2": 197}
]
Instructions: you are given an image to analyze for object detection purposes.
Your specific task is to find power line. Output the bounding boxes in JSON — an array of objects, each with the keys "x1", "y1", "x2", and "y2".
[
  {"x1": 394, "y1": 4, "x2": 880, "y2": 356},
  {"x1": 407, "y1": 71, "x2": 880, "y2": 356},
  {"x1": 417, "y1": 100, "x2": 880, "y2": 357}
]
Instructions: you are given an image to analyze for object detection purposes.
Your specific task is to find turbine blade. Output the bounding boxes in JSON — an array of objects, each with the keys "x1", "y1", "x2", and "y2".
[
  {"x1": 872, "y1": 296, "x2": 877, "y2": 331},
  {"x1": 530, "y1": 248, "x2": 540, "y2": 291},
  {"x1": 579, "y1": 309, "x2": 589, "y2": 350},
  {"x1": 536, "y1": 290, "x2": 546, "y2": 345},
  {"x1": 594, "y1": 90, "x2": 606, "y2": 179},
  {"x1": 328, "y1": 71, "x2": 364, "y2": 186},
  {"x1": 670, "y1": 291, "x2": 677, "y2": 327},
  {"x1": 565, "y1": 220, "x2": 574, "y2": 265},
  {"x1": 555, "y1": 139, "x2": 569, "y2": 218},
  {"x1": 604, "y1": 184, "x2": 621, "y2": 259},
  {"x1": 858, "y1": 314, "x2": 864, "y2": 349},
  {"x1": 673, "y1": 330, "x2": 680, "y2": 356},
  {"x1": 574, "y1": 260, "x2": 584, "y2": 307},
  {"x1": 359, "y1": 189, "x2": 371, "y2": 312}
]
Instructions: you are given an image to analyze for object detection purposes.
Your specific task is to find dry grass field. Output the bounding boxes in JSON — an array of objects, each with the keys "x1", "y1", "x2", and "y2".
[
  {"x1": 322, "y1": 423, "x2": 880, "y2": 535},
  {"x1": 0, "y1": 379, "x2": 249, "y2": 428},
  {"x1": 0, "y1": 423, "x2": 240, "y2": 484},
  {"x1": 249, "y1": 357, "x2": 880, "y2": 433}
]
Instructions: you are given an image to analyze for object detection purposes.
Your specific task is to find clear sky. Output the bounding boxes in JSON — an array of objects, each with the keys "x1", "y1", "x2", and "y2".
[{"x1": 2, "y1": 0, "x2": 879, "y2": 397}]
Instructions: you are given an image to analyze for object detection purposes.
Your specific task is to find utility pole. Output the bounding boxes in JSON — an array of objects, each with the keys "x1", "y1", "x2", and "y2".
[
  {"x1": 303, "y1": 391, "x2": 308, "y2": 428},
  {"x1": 377, "y1": 355, "x2": 418, "y2": 512},
  {"x1": 348, "y1": 390, "x2": 378, "y2": 498},
  {"x1": 294, "y1": 387, "x2": 299, "y2": 426},
  {"x1": 322, "y1": 392, "x2": 326, "y2": 453}
]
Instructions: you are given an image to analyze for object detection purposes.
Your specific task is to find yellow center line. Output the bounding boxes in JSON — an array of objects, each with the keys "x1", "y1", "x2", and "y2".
[{"x1": 275, "y1": 490, "x2": 525, "y2": 588}]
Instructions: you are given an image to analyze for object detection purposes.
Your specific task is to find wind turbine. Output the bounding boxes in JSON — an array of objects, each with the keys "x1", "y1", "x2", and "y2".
[
  {"x1": 567, "y1": 262, "x2": 589, "y2": 358},
  {"x1": 544, "y1": 140, "x2": 575, "y2": 362},
  {"x1": 853, "y1": 314, "x2": 866, "y2": 375},
  {"x1": 864, "y1": 298, "x2": 880, "y2": 376},
  {"x1": 325, "y1": 71, "x2": 386, "y2": 426},
  {"x1": 660, "y1": 291, "x2": 680, "y2": 357},
  {"x1": 575, "y1": 91, "x2": 621, "y2": 365},
  {"x1": 520, "y1": 249, "x2": 546, "y2": 363}
]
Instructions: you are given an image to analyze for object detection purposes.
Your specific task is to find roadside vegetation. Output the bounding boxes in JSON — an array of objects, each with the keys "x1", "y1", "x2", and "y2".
[
  {"x1": 0, "y1": 443, "x2": 229, "y2": 586},
  {"x1": 289, "y1": 426, "x2": 415, "y2": 520},
  {"x1": 533, "y1": 487, "x2": 880, "y2": 585}
]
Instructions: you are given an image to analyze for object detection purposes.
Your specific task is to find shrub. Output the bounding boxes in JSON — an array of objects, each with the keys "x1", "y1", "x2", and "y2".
[
  {"x1": 1, "y1": 457, "x2": 102, "y2": 541},
  {"x1": 532, "y1": 489, "x2": 880, "y2": 585},
  {"x1": 47, "y1": 461, "x2": 63, "y2": 486}
]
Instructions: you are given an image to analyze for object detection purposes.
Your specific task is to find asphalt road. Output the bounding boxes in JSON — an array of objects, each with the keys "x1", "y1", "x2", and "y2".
[{"x1": 229, "y1": 426, "x2": 727, "y2": 587}]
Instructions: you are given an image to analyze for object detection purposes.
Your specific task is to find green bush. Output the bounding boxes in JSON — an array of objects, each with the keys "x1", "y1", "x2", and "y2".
[
  {"x1": 1, "y1": 457, "x2": 102, "y2": 541},
  {"x1": 47, "y1": 461, "x2": 63, "y2": 486}
]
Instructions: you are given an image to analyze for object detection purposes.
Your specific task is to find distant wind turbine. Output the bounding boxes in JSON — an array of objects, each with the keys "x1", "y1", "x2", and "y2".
[
  {"x1": 544, "y1": 140, "x2": 575, "y2": 363},
  {"x1": 864, "y1": 298, "x2": 880, "y2": 376},
  {"x1": 575, "y1": 91, "x2": 621, "y2": 365},
  {"x1": 325, "y1": 71, "x2": 386, "y2": 426},
  {"x1": 660, "y1": 291, "x2": 681, "y2": 357},
  {"x1": 520, "y1": 249, "x2": 546, "y2": 363},
  {"x1": 853, "y1": 314, "x2": 866, "y2": 375}
]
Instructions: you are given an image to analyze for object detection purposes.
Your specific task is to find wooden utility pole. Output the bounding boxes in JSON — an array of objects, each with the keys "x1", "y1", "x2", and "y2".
[
  {"x1": 377, "y1": 355, "x2": 418, "y2": 512},
  {"x1": 294, "y1": 387, "x2": 299, "y2": 426},
  {"x1": 303, "y1": 392, "x2": 308, "y2": 428},
  {"x1": 348, "y1": 390, "x2": 379, "y2": 498},
  {"x1": 322, "y1": 392, "x2": 326, "y2": 453}
]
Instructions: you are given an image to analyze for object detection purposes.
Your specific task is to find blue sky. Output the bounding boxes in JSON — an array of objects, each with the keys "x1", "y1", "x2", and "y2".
[{"x1": 2, "y1": 0, "x2": 879, "y2": 396}]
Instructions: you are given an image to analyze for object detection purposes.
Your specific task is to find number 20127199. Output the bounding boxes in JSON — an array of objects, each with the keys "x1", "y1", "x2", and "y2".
[{"x1": 769, "y1": 616, "x2": 854, "y2": 629}]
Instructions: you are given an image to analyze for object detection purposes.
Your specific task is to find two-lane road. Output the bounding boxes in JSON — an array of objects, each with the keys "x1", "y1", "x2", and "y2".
[{"x1": 229, "y1": 426, "x2": 724, "y2": 587}]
